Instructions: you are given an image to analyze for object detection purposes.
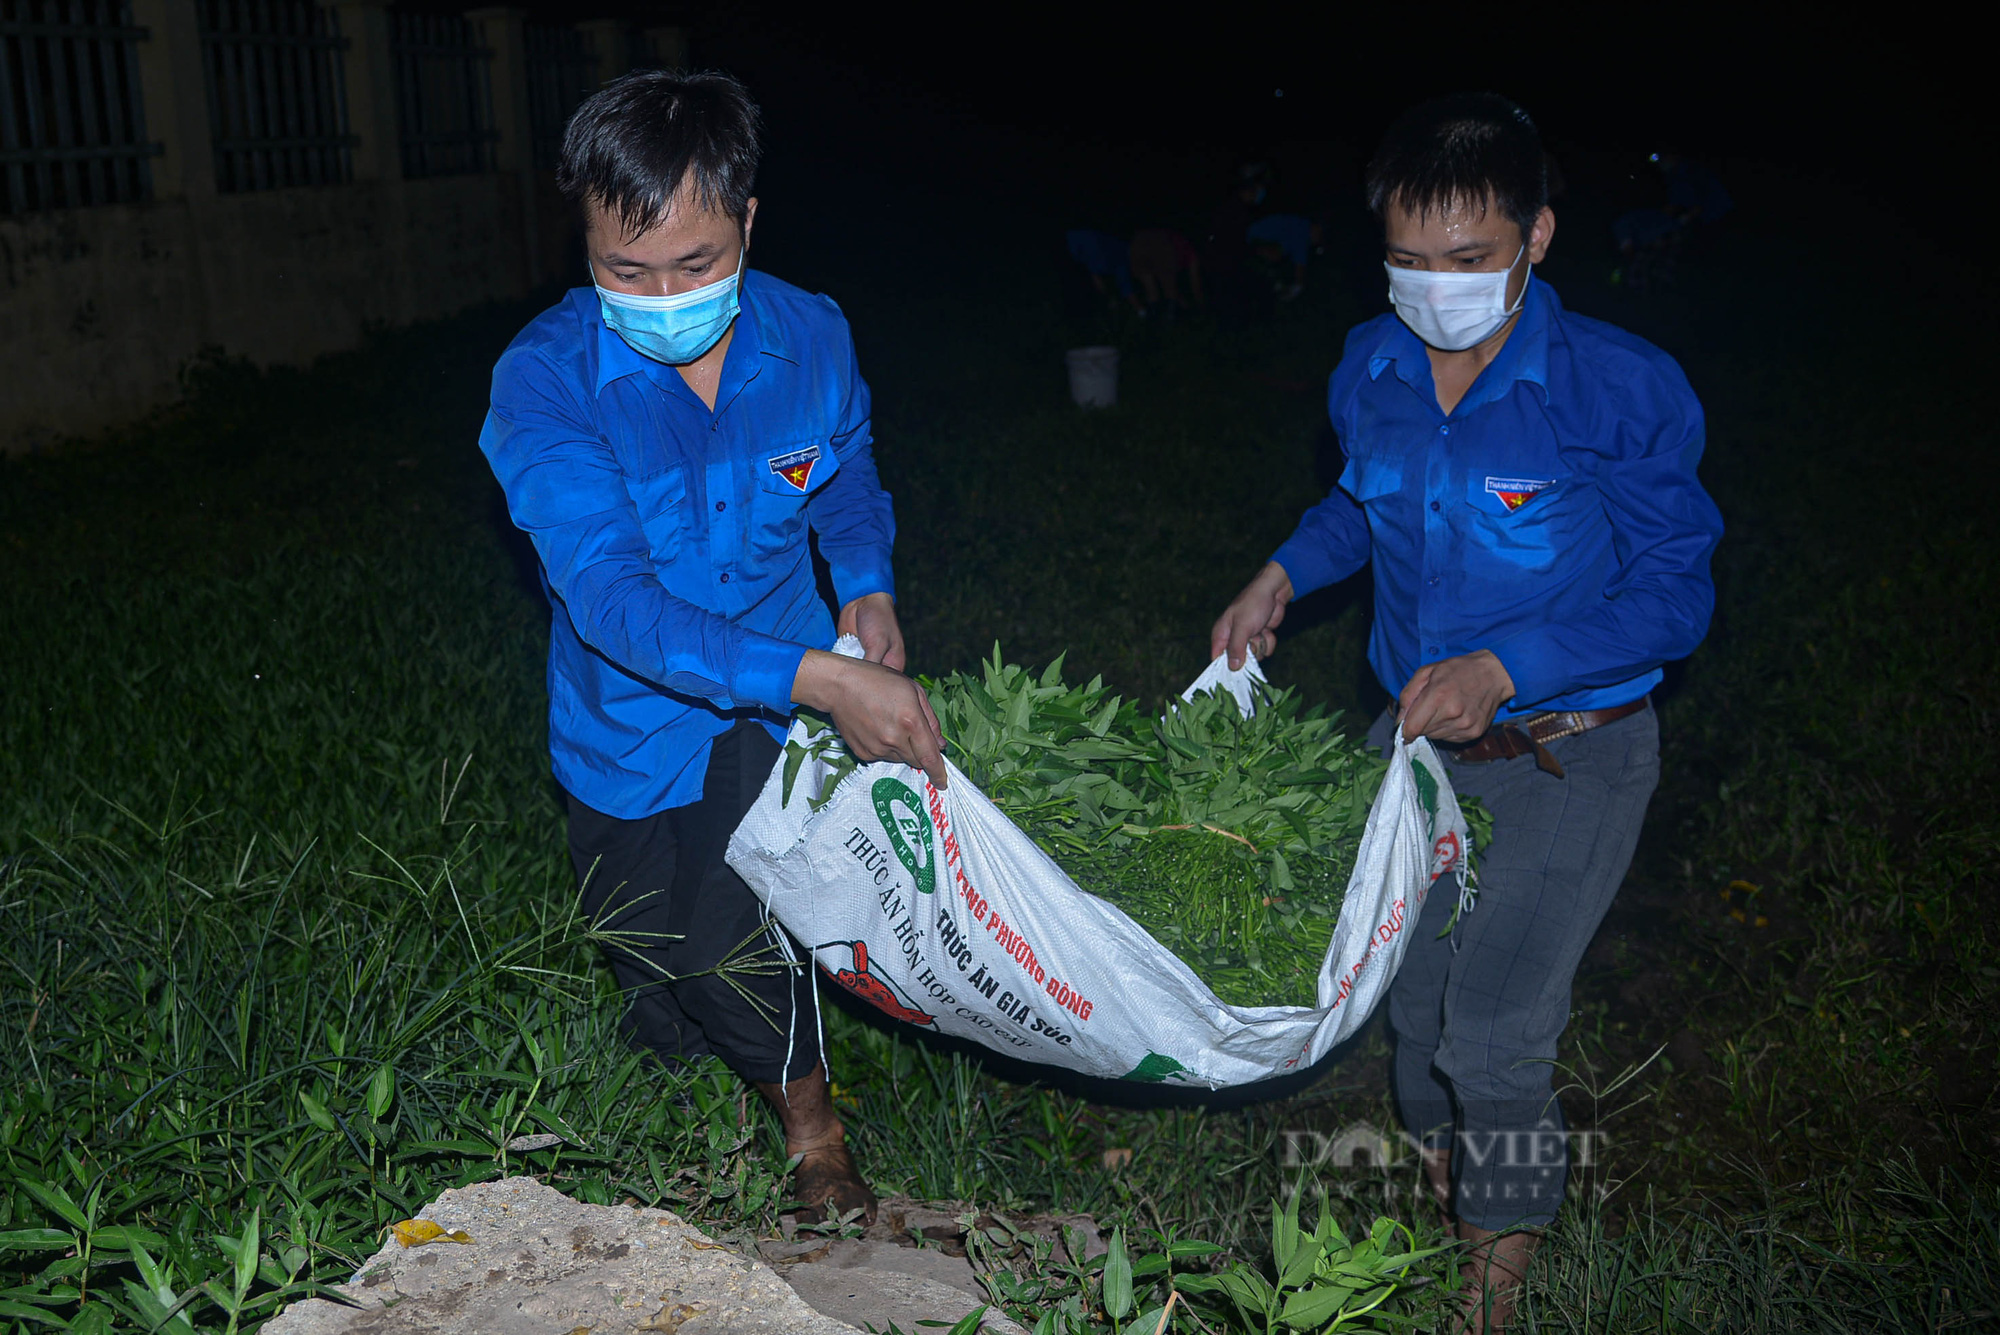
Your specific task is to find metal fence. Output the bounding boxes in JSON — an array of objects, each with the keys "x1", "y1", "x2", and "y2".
[
  {"x1": 198, "y1": 0, "x2": 351, "y2": 192},
  {"x1": 389, "y1": 8, "x2": 491, "y2": 179},
  {"x1": 0, "y1": 0, "x2": 156, "y2": 215},
  {"x1": 523, "y1": 20, "x2": 590, "y2": 173}
]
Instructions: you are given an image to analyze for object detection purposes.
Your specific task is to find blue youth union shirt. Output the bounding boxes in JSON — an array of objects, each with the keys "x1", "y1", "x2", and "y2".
[
  {"x1": 1271, "y1": 277, "x2": 1722, "y2": 721},
  {"x1": 480, "y1": 271, "x2": 895, "y2": 818}
]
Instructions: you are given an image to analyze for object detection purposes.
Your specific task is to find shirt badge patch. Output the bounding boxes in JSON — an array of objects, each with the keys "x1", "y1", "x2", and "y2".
[
  {"x1": 768, "y1": 444, "x2": 823, "y2": 492},
  {"x1": 1484, "y1": 476, "x2": 1554, "y2": 512}
]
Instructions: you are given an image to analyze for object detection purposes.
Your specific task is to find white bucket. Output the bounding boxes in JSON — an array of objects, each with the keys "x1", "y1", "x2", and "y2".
[{"x1": 1064, "y1": 345, "x2": 1119, "y2": 408}]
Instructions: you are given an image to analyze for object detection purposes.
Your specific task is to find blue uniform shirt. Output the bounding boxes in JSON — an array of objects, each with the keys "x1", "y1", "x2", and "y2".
[
  {"x1": 1247, "y1": 213, "x2": 1315, "y2": 269},
  {"x1": 1066, "y1": 229, "x2": 1134, "y2": 296},
  {"x1": 480, "y1": 271, "x2": 895, "y2": 818},
  {"x1": 1271, "y1": 277, "x2": 1722, "y2": 720}
]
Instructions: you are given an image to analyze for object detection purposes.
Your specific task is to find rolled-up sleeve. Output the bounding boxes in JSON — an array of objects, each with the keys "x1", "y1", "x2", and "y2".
[
  {"x1": 480, "y1": 348, "x2": 806, "y2": 714},
  {"x1": 806, "y1": 324, "x2": 896, "y2": 608}
]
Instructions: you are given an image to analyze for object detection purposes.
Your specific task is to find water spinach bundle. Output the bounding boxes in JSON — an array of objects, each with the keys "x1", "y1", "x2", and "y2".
[{"x1": 787, "y1": 650, "x2": 1399, "y2": 1009}]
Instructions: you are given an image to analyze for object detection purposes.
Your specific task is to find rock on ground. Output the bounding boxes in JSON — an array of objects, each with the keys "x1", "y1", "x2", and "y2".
[
  {"x1": 262, "y1": 1176, "x2": 856, "y2": 1335},
  {"x1": 261, "y1": 1178, "x2": 1036, "y2": 1335}
]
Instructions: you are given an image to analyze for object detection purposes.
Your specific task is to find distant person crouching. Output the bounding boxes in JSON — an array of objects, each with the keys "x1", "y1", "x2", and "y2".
[
  {"x1": 1247, "y1": 212, "x2": 1320, "y2": 301},
  {"x1": 1613, "y1": 150, "x2": 1732, "y2": 289},
  {"x1": 1128, "y1": 227, "x2": 1203, "y2": 319},
  {"x1": 1204, "y1": 163, "x2": 1270, "y2": 328},
  {"x1": 1066, "y1": 228, "x2": 1145, "y2": 314}
]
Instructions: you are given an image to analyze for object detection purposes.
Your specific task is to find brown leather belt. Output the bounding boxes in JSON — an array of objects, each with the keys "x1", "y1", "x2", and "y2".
[{"x1": 1443, "y1": 697, "x2": 1651, "y2": 778}]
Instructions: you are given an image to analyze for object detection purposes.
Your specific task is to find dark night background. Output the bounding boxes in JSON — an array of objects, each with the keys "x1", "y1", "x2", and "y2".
[
  {"x1": 417, "y1": 4, "x2": 1975, "y2": 256},
  {"x1": 497, "y1": 8, "x2": 1964, "y2": 212}
]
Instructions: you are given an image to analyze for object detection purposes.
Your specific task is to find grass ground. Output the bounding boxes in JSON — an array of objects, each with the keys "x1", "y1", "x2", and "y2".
[{"x1": 3, "y1": 168, "x2": 1996, "y2": 1332}]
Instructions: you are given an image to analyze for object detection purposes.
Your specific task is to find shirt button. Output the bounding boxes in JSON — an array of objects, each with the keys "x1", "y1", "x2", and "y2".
[
  {"x1": 1430, "y1": 500, "x2": 1441, "y2": 512},
  {"x1": 1428, "y1": 576, "x2": 1441, "y2": 586},
  {"x1": 715, "y1": 501, "x2": 726, "y2": 512},
  {"x1": 719, "y1": 572, "x2": 731, "y2": 584},
  {"x1": 1440, "y1": 425, "x2": 1450, "y2": 435},
  {"x1": 1428, "y1": 645, "x2": 1440, "y2": 655}
]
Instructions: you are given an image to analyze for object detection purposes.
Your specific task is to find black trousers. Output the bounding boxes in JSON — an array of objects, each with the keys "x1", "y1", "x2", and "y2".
[{"x1": 565, "y1": 720, "x2": 817, "y2": 1084}]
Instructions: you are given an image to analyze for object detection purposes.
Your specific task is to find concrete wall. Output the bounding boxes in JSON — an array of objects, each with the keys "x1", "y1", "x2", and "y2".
[
  {"x1": 1, "y1": 172, "x2": 550, "y2": 451},
  {"x1": 0, "y1": 4, "x2": 676, "y2": 454}
]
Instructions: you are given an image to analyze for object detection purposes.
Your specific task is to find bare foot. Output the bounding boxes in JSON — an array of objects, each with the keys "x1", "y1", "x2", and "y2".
[
  {"x1": 752, "y1": 1065, "x2": 878, "y2": 1227},
  {"x1": 1449, "y1": 1222, "x2": 1541, "y2": 1334},
  {"x1": 788, "y1": 1132, "x2": 878, "y2": 1226}
]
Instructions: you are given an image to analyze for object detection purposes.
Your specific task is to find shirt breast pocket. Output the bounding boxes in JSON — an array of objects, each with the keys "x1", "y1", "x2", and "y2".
[
  {"x1": 750, "y1": 440, "x2": 841, "y2": 558},
  {"x1": 625, "y1": 464, "x2": 689, "y2": 566},
  {"x1": 1461, "y1": 471, "x2": 1574, "y2": 570}
]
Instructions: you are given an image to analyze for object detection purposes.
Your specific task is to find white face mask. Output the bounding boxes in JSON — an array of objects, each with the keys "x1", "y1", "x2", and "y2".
[{"x1": 1384, "y1": 244, "x2": 1529, "y2": 351}]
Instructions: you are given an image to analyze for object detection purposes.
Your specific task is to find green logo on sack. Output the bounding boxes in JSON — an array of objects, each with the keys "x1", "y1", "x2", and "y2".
[
  {"x1": 1121, "y1": 1052, "x2": 1191, "y2": 1083},
  {"x1": 1410, "y1": 759, "x2": 1440, "y2": 821},
  {"x1": 872, "y1": 777, "x2": 936, "y2": 895}
]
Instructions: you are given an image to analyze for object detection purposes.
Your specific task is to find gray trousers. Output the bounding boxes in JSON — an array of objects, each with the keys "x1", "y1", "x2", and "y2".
[{"x1": 1369, "y1": 703, "x2": 1660, "y2": 1229}]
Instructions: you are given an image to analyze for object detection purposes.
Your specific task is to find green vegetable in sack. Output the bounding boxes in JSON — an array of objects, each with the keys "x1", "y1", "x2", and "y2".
[{"x1": 788, "y1": 648, "x2": 1482, "y2": 1009}]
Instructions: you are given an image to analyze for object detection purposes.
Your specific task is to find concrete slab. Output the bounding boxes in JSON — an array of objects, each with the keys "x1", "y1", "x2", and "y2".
[
  {"x1": 260, "y1": 1182, "x2": 1087, "y2": 1335},
  {"x1": 261, "y1": 1176, "x2": 857, "y2": 1335},
  {"x1": 760, "y1": 1238, "x2": 1027, "y2": 1335}
]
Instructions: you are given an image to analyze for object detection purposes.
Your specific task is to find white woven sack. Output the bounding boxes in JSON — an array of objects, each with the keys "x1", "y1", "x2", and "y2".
[{"x1": 726, "y1": 640, "x2": 1469, "y2": 1088}]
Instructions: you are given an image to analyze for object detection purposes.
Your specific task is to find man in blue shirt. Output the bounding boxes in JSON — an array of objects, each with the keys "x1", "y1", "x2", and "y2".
[
  {"x1": 1213, "y1": 94, "x2": 1721, "y2": 1330},
  {"x1": 1066, "y1": 228, "x2": 1144, "y2": 314},
  {"x1": 1246, "y1": 212, "x2": 1318, "y2": 301},
  {"x1": 481, "y1": 71, "x2": 945, "y2": 1226}
]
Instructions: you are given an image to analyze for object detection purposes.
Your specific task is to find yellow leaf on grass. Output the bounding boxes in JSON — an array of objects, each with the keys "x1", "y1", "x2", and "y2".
[{"x1": 391, "y1": 1219, "x2": 474, "y2": 1248}]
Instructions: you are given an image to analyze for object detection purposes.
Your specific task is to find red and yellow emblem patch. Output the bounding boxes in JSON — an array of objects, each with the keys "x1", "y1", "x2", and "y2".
[
  {"x1": 769, "y1": 445, "x2": 822, "y2": 492},
  {"x1": 1484, "y1": 476, "x2": 1553, "y2": 512}
]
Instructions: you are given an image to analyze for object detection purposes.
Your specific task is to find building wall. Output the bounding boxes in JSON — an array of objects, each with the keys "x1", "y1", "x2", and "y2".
[
  {"x1": 0, "y1": 172, "x2": 558, "y2": 453},
  {"x1": 0, "y1": 3, "x2": 672, "y2": 455}
]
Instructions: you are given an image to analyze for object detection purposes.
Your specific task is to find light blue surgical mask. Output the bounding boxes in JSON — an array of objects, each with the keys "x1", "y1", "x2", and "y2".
[{"x1": 595, "y1": 250, "x2": 743, "y2": 364}]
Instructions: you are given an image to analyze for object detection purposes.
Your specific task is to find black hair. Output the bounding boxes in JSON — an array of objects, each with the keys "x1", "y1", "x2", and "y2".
[
  {"x1": 557, "y1": 69, "x2": 761, "y2": 237},
  {"x1": 1364, "y1": 93, "x2": 1547, "y2": 241}
]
